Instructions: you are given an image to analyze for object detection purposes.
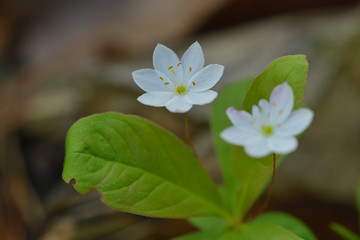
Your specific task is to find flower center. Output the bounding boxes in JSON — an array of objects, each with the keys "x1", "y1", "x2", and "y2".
[
  {"x1": 261, "y1": 125, "x2": 274, "y2": 136},
  {"x1": 176, "y1": 85, "x2": 187, "y2": 95}
]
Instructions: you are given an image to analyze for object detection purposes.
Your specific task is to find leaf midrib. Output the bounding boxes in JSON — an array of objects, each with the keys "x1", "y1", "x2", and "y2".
[{"x1": 69, "y1": 151, "x2": 230, "y2": 219}]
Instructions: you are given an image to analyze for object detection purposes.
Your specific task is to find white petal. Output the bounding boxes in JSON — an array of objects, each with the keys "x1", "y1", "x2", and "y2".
[
  {"x1": 252, "y1": 105, "x2": 264, "y2": 127},
  {"x1": 153, "y1": 44, "x2": 183, "y2": 83},
  {"x1": 181, "y1": 41, "x2": 204, "y2": 82},
  {"x1": 220, "y1": 126, "x2": 259, "y2": 146},
  {"x1": 268, "y1": 136, "x2": 298, "y2": 154},
  {"x1": 252, "y1": 105, "x2": 261, "y2": 120},
  {"x1": 137, "y1": 92, "x2": 174, "y2": 107},
  {"x1": 226, "y1": 107, "x2": 255, "y2": 129},
  {"x1": 244, "y1": 136, "x2": 271, "y2": 158},
  {"x1": 132, "y1": 69, "x2": 173, "y2": 92},
  {"x1": 269, "y1": 82, "x2": 294, "y2": 124},
  {"x1": 165, "y1": 96, "x2": 192, "y2": 113},
  {"x1": 185, "y1": 90, "x2": 217, "y2": 105},
  {"x1": 188, "y1": 64, "x2": 224, "y2": 92},
  {"x1": 258, "y1": 99, "x2": 270, "y2": 120},
  {"x1": 277, "y1": 109, "x2": 314, "y2": 136}
]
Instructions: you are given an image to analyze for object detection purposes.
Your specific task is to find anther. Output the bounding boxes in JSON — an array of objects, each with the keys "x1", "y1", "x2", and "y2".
[
  {"x1": 271, "y1": 101, "x2": 276, "y2": 106},
  {"x1": 168, "y1": 66, "x2": 173, "y2": 70},
  {"x1": 177, "y1": 62, "x2": 182, "y2": 67},
  {"x1": 192, "y1": 82, "x2": 195, "y2": 86},
  {"x1": 160, "y1": 77, "x2": 164, "y2": 80},
  {"x1": 189, "y1": 67, "x2": 192, "y2": 72},
  {"x1": 177, "y1": 89, "x2": 181, "y2": 94},
  {"x1": 164, "y1": 82, "x2": 169, "y2": 85},
  {"x1": 279, "y1": 110, "x2": 283, "y2": 115}
]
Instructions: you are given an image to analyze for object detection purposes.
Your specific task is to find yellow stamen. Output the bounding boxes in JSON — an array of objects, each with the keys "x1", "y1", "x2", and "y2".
[
  {"x1": 168, "y1": 66, "x2": 173, "y2": 70},
  {"x1": 189, "y1": 67, "x2": 192, "y2": 72},
  {"x1": 164, "y1": 82, "x2": 169, "y2": 85},
  {"x1": 160, "y1": 77, "x2": 164, "y2": 80},
  {"x1": 176, "y1": 85, "x2": 186, "y2": 95},
  {"x1": 261, "y1": 125, "x2": 274, "y2": 136},
  {"x1": 192, "y1": 81, "x2": 195, "y2": 86},
  {"x1": 177, "y1": 62, "x2": 182, "y2": 67}
]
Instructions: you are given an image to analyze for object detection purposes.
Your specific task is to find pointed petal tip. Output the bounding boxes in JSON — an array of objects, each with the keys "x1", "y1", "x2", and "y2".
[{"x1": 226, "y1": 106, "x2": 237, "y2": 114}]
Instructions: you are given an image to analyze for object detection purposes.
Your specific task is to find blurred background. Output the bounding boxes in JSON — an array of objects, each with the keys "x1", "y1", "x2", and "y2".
[{"x1": 1, "y1": 0, "x2": 360, "y2": 239}]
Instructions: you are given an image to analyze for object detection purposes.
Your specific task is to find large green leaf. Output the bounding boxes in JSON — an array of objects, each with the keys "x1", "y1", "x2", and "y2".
[
  {"x1": 210, "y1": 79, "x2": 252, "y2": 212},
  {"x1": 233, "y1": 55, "x2": 309, "y2": 220},
  {"x1": 330, "y1": 222, "x2": 360, "y2": 240},
  {"x1": 254, "y1": 212, "x2": 317, "y2": 240},
  {"x1": 62, "y1": 113, "x2": 231, "y2": 220}
]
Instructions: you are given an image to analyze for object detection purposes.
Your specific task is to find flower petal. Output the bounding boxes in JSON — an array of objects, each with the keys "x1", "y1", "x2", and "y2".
[
  {"x1": 226, "y1": 107, "x2": 255, "y2": 129},
  {"x1": 153, "y1": 44, "x2": 183, "y2": 83},
  {"x1": 188, "y1": 64, "x2": 224, "y2": 92},
  {"x1": 220, "y1": 126, "x2": 259, "y2": 146},
  {"x1": 277, "y1": 109, "x2": 314, "y2": 136},
  {"x1": 132, "y1": 69, "x2": 173, "y2": 92},
  {"x1": 185, "y1": 90, "x2": 217, "y2": 105},
  {"x1": 244, "y1": 136, "x2": 271, "y2": 158},
  {"x1": 269, "y1": 82, "x2": 294, "y2": 124},
  {"x1": 165, "y1": 96, "x2": 192, "y2": 113},
  {"x1": 268, "y1": 136, "x2": 298, "y2": 154},
  {"x1": 181, "y1": 41, "x2": 204, "y2": 82},
  {"x1": 252, "y1": 105, "x2": 263, "y2": 127},
  {"x1": 137, "y1": 92, "x2": 173, "y2": 107},
  {"x1": 258, "y1": 99, "x2": 270, "y2": 120}
]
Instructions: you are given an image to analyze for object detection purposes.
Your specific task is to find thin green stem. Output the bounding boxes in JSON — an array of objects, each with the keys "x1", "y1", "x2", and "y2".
[{"x1": 184, "y1": 113, "x2": 198, "y2": 158}]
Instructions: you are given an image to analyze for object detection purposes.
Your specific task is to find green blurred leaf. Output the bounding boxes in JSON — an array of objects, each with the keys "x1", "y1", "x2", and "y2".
[
  {"x1": 188, "y1": 216, "x2": 227, "y2": 231},
  {"x1": 177, "y1": 221, "x2": 304, "y2": 240},
  {"x1": 330, "y1": 222, "x2": 360, "y2": 240},
  {"x1": 218, "y1": 222, "x2": 303, "y2": 240},
  {"x1": 62, "y1": 113, "x2": 230, "y2": 220},
  {"x1": 210, "y1": 79, "x2": 252, "y2": 212},
  {"x1": 173, "y1": 228, "x2": 224, "y2": 240},
  {"x1": 254, "y1": 212, "x2": 317, "y2": 240},
  {"x1": 233, "y1": 55, "x2": 309, "y2": 220}
]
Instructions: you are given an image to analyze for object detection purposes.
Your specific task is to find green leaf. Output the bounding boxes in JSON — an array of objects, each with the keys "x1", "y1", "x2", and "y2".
[
  {"x1": 218, "y1": 222, "x2": 303, "y2": 240},
  {"x1": 233, "y1": 55, "x2": 309, "y2": 220},
  {"x1": 254, "y1": 212, "x2": 317, "y2": 240},
  {"x1": 330, "y1": 222, "x2": 360, "y2": 240},
  {"x1": 188, "y1": 216, "x2": 227, "y2": 231},
  {"x1": 173, "y1": 228, "x2": 224, "y2": 240},
  {"x1": 62, "y1": 112, "x2": 231, "y2": 220},
  {"x1": 177, "y1": 222, "x2": 304, "y2": 240},
  {"x1": 210, "y1": 79, "x2": 252, "y2": 212},
  {"x1": 238, "y1": 222, "x2": 304, "y2": 240},
  {"x1": 242, "y1": 55, "x2": 308, "y2": 112},
  {"x1": 233, "y1": 147, "x2": 276, "y2": 220}
]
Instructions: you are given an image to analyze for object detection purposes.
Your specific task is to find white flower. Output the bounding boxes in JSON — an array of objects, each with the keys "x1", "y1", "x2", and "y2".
[
  {"x1": 132, "y1": 42, "x2": 224, "y2": 113},
  {"x1": 220, "y1": 82, "x2": 314, "y2": 158}
]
